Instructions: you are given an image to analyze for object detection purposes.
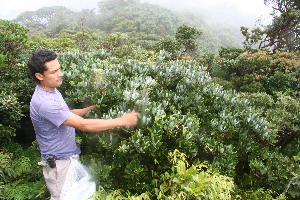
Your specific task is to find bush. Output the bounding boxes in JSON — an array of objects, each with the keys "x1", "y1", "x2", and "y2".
[
  {"x1": 213, "y1": 50, "x2": 300, "y2": 97},
  {"x1": 56, "y1": 50, "x2": 297, "y2": 198},
  {"x1": 92, "y1": 150, "x2": 235, "y2": 199},
  {"x1": 238, "y1": 92, "x2": 300, "y2": 150},
  {"x1": 0, "y1": 91, "x2": 23, "y2": 138},
  {"x1": 27, "y1": 35, "x2": 77, "y2": 52},
  {"x1": 218, "y1": 46, "x2": 245, "y2": 60},
  {"x1": 0, "y1": 20, "x2": 28, "y2": 65},
  {"x1": 0, "y1": 20, "x2": 35, "y2": 140},
  {"x1": 0, "y1": 142, "x2": 47, "y2": 199}
]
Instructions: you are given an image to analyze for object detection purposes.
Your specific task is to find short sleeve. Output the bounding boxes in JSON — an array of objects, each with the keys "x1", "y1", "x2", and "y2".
[{"x1": 39, "y1": 99, "x2": 72, "y2": 127}]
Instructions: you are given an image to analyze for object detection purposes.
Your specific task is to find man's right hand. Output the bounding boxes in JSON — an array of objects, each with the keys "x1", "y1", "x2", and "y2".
[
  {"x1": 64, "y1": 110, "x2": 139, "y2": 132},
  {"x1": 120, "y1": 110, "x2": 138, "y2": 127}
]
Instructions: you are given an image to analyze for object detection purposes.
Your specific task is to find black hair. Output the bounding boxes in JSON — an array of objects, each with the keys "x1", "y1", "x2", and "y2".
[{"x1": 27, "y1": 49, "x2": 57, "y2": 83}]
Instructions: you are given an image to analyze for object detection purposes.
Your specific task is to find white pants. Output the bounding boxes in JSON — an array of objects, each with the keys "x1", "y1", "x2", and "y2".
[{"x1": 39, "y1": 155, "x2": 95, "y2": 200}]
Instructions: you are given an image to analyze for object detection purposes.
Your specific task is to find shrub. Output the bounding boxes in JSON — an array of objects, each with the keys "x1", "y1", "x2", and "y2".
[
  {"x1": 0, "y1": 20, "x2": 28, "y2": 65},
  {"x1": 92, "y1": 150, "x2": 235, "y2": 199},
  {"x1": 0, "y1": 91, "x2": 23, "y2": 138},
  {"x1": 56, "y1": 50, "x2": 297, "y2": 198},
  {"x1": 218, "y1": 46, "x2": 245, "y2": 60},
  {"x1": 0, "y1": 142, "x2": 47, "y2": 199},
  {"x1": 213, "y1": 50, "x2": 300, "y2": 97},
  {"x1": 0, "y1": 20, "x2": 35, "y2": 140}
]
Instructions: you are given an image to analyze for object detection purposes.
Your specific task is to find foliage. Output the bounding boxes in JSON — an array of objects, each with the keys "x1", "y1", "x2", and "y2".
[
  {"x1": 27, "y1": 35, "x2": 77, "y2": 52},
  {"x1": 56, "y1": 50, "x2": 297, "y2": 198},
  {"x1": 240, "y1": 26, "x2": 266, "y2": 51},
  {"x1": 13, "y1": 6, "x2": 75, "y2": 35},
  {"x1": 92, "y1": 150, "x2": 235, "y2": 199},
  {"x1": 154, "y1": 24, "x2": 202, "y2": 59},
  {"x1": 154, "y1": 37, "x2": 180, "y2": 59},
  {"x1": 262, "y1": 0, "x2": 300, "y2": 52},
  {"x1": 101, "y1": 32, "x2": 131, "y2": 51},
  {"x1": 218, "y1": 46, "x2": 245, "y2": 60},
  {"x1": 99, "y1": 1, "x2": 180, "y2": 36},
  {"x1": 27, "y1": 28, "x2": 104, "y2": 52},
  {"x1": 0, "y1": 20, "x2": 34, "y2": 140},
  {"x1": 238, "y1": 188, "x2": 287, "y2": 200},
  {"x1": 0, "y1": 20, "x2": 45, "y2": 199},
  {"x1": 175, "y1": 24, "x2": 202, "y2": 55},
  {"x1": 13, "y1": 1, "x2": 228, "y2": 53},
  {"x1": 153, "y1": 150, "x2": 234, "y2": 199},
  {"x1": 211, "y1": 50, "x2": 299, "y2": 161},
  {"x1": 0, "y1": 20, "x2": 28, "y2": 65},
  {"x1": 213, "y1": 49, "x2": 300, "y2": 97},
  {"x1": 0, "y1": 141, "x2": 47, "y2": 199},
  {"x1": 0, "y1": 91, "x2": 23, "y2": 138},
  {"x1": 2, "y1": 4, "x2": 299, "y2": 199},
  {"x1": 239, "y1": 92, "x2": 300, "y2": 150},
  {"x1": 241, "y1": 0, "x2": 299, "y2": 52}
]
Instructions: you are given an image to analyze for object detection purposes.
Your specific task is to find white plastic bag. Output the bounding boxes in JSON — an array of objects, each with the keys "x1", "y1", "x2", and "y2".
[{"x1": 60, "y1": 158, "x2": 96, "y2": 200}]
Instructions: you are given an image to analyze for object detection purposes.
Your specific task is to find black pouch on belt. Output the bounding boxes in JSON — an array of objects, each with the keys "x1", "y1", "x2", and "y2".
[{"x1": 46, "y1": 155, "x2": 56, "y2": 168}]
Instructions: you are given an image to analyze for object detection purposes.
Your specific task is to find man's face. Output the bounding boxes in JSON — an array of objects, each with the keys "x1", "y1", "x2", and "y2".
[{"x1": 35, "y1": 58, "x2": 63, "y2": 91}]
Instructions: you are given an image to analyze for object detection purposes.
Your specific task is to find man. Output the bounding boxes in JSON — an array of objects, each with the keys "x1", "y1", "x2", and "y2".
[{"x1": 28, "y1": 49, "x2": 138, "y2": 199}]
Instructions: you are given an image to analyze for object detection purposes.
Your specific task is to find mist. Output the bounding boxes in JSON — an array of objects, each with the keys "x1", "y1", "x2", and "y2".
[
  {"x1": 139, "y1": 0, "x2": 272, "y2": 48},
  {"x1": 141, "y1": 0, "x2": 272, "y2": 29},
  {"x1": 2, "y1": 0, "x2": 272, "y2": 30},
  {"x1": 0, "y1": 0, "x2": 273, "y2": 49}
]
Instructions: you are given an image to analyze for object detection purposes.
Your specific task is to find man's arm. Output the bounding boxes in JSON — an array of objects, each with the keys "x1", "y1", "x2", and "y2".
[
  {"x1": 63, "y1": 110, "x2": 138, "y2": 132},
  {"x1": 70, "y1": 105, "x2": 97, "y2": 117}
]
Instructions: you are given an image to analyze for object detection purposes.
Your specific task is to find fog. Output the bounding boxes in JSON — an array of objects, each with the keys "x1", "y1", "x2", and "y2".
[
  {"x1": 143, "y1": 0, "x2": 272, "y2": 28},
  {"x1": 0, "y1": 0, "x2": 272, "y2": 32}
]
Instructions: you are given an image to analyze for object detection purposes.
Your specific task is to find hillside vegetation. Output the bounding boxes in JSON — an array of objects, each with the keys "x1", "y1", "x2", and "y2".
[{"x1": 1, "y1": 0, "x2": 299, "y2": 199}]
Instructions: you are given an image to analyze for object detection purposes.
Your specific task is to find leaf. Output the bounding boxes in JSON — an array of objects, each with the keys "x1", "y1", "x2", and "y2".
[{"x1": 177, "y1": 160, "x2": 186, "y2": 176}]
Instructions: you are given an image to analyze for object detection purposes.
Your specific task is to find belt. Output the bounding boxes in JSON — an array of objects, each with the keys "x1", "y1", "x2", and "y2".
[
  {"x1": 38, "y1": 155, "x2": 79, "y2": 167},
  {"x1": 42, "y1": 154, "x2": 79, "y2": 160}
]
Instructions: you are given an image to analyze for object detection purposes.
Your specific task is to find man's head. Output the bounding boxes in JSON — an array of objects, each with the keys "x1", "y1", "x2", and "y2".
[
  {"x1": 28, "y1": 49, "x2": 63, "y2": 91},
  {"x1": 28, "y1": 49, "x2": 58, "y2": 83}
]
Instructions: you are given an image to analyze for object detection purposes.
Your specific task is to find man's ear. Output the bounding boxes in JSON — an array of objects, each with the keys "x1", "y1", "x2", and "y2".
[{"x1": 35, "y1": 73, "x2": 44, "y2": 81}]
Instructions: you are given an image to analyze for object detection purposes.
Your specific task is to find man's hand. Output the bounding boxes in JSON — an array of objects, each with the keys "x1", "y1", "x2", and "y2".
[
  {"x1": 71, "y1": 105, "x2": 97, "y2": 117},
  {"x1": 64, "y1": 110, "x2": 139, "y2": 132},
  {"x1": 120, "y1": 110, "x2": 138, "y2": 127},
  {"x1": 87, "y1": 105, "x2": 97, "y2": 111}
]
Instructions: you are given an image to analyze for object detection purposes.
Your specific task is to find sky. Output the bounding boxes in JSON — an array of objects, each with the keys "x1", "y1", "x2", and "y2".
[
  {"x1": 0, "y1": 0, "x2": 99, "y2": 20},
  {"x1": 0, "y1": 0, "x2": 273, "y2": 27}
]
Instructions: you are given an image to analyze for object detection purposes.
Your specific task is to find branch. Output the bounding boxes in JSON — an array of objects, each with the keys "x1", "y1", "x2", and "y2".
[{"x1": 282, "y1": 174, "x2": 300, "y2": 196}]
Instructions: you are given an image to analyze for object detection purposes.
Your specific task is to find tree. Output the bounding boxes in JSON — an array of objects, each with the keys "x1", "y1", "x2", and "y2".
[
  {"x1": 154, "y1": 25, "x2": 202, "y2": 59},
  {"x1": 241, "y1": 0, "x2": 299, "y2": 52},
  {"x1": 99, "y1": 2, "x2": 180, "y2": 36},
  {"x1": 100, "y1": 32, "x2": 129, "y2": 51},
  {"x1": 99, "y1": 0, "x2": 140, "y2": 11},
  {"x1": 240, "y1": 26, "x2": 266, "y2": 51},
  {"x1": 13, "y1": 6, "x2": 74, "y2": 34},
  {"x1": 154, "y1": 37, "x2": 180, "y2": 59},
  {"x1": 0, "y1": 20, "x2": 33, "y2": 139},
  {"x1": 175, "y1": 24, "x2": 202, "y2": 55},
  {"x1": 0, "y1": 20, "x2": 28, "y2": 65},
  {"x1": 262, "y1": 0, "x2": 300, "y2": 52}
]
